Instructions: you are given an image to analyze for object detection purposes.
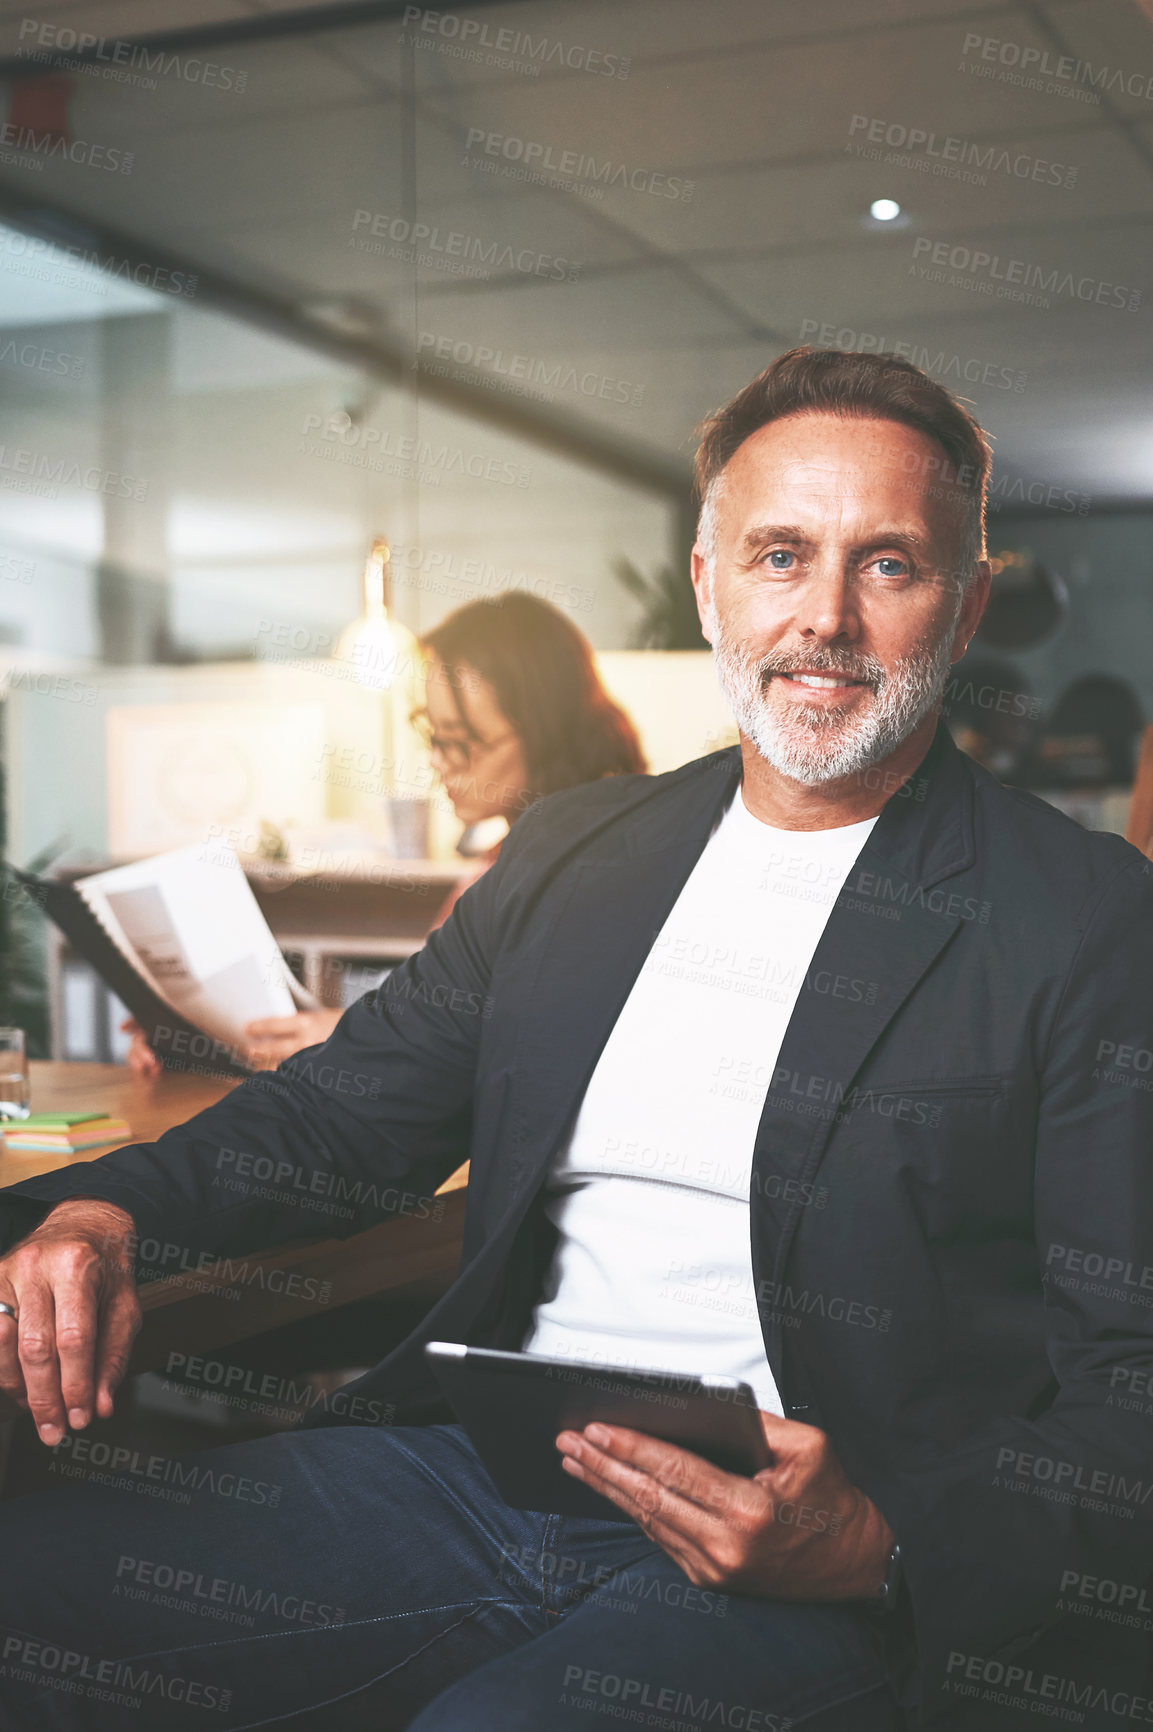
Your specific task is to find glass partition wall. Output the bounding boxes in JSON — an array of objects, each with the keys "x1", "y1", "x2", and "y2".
[{"x1": 2, "y1": 0, "x2": 1153, "y2": 1050}]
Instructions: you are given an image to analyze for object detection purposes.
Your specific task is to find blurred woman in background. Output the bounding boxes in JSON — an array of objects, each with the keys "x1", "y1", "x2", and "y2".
[{"x1": 128, "y1": 592, "x2": 645, "y2": 1073}]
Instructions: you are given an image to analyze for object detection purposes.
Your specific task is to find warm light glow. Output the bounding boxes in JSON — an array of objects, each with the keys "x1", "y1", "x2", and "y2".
[
  {"x1": 335, "y1": 535, "x2": 408, "y2": 690},
  {"x1": 344, "y1": 617, "x2": 400, "y2": 691},
  {"x1": 361, "y1": 535, "x2": 390, "y2": 621},
  {"x1": 988, "y1": 551, "x2": 1031, "y2": 578}
]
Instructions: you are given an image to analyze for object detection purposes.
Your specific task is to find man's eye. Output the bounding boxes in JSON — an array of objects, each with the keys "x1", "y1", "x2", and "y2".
[
  {"x1": 872, "y1": 557, "x2": 909, "y2": 578},
  {"x1": 765, "y1": 549, "x2": 796, "y2": 570}
]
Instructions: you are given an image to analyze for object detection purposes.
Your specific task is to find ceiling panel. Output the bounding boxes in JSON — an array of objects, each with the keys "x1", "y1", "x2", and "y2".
[
  {"x1": 387, "y1": 0, "x2": 1026, "y2": 75},
  {"x1": 0, "y1": 0, "x2": 252, "y2": 46},
  {"x1": 693, "y1": 215, "x2": 1153, "y2": 327},
  {"x1": 0, "y1": 0, "x2": 1149, "y2": 499},
  {"x1": 552, "y1": 126, "x2": 1152, "y2": 269},
  {"x1": 1043, "y1": 0, "x2": 1153, "y2": 116}
]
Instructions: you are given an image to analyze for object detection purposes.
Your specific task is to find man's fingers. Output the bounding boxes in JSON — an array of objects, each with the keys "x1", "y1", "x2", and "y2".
[
  {"x1": 0, "y1": 1203, "x2": 138, "y2": 1444},
  {"x1": 561, "y1": 1454, "x2": 723, "y2": 1580},
  {"x1": 560, "y1": 1430, "x2": 736, "y2": 1541},
  {"x1": 16, "y1": 1284, "x2": 66, "y2": 1443},
  {"x1": 567, "y1": 1425, "x2": 762, "y2": 1524},
  {"x1": 50, "y1": 1255, "x2": 104, "y2": 1432},
  {"x1": 94, "y1": 1283, "x2": 142, "y2": 1418},
  {"x1": 562, "y1": 1448, "x2": 663, "y2": 1524},
  {"x1": 0, "y1": 1287, "x2": 26, "y2": 1408}
]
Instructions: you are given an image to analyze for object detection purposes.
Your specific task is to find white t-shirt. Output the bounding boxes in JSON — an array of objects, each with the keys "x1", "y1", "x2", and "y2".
[{"x1": 522, "y1": 787, "x2": 877, "y2": 1412}]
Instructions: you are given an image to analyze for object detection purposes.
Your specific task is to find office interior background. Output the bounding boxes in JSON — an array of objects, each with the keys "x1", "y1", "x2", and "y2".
[{"x1": 1, "y1": 0, "x2": 1153, "y2": 1061}]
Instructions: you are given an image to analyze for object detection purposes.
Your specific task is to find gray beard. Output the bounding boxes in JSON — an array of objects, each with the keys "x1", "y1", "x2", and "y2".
[{"x1": 711, "y1": 626, "x2": 956, "y2": 786}]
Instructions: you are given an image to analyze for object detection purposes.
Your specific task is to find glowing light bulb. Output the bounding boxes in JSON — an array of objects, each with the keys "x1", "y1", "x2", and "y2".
[
  {"x1": 347, "y1": 617, "x2": 400, "y2": 691},
  {"x1": 870, "y1": 198, "x2": 901, "y2": 222},
  {"x1": 335, "y1": 537, "x2": 410, "y2": 691}
]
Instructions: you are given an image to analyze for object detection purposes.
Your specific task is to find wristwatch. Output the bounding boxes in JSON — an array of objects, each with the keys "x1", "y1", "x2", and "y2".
[{"x1": 877, "y1": 1541, "x2": 903, "y2": 1613}]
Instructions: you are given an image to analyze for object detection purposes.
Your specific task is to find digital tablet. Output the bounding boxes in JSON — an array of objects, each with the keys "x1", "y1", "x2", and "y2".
[{"x1": 425, "y1": 1342, "x2": 771, "y2": 1519}]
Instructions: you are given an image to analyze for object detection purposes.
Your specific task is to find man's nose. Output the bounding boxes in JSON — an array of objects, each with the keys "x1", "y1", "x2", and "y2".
[{"x1": 794, "y1": 564, "x2": 859, "y2": 640}]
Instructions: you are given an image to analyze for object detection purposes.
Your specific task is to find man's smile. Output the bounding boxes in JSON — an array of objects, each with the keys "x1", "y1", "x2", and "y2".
[{"x1": 770, "y1": 670, "x2": 871, "y2": 701}]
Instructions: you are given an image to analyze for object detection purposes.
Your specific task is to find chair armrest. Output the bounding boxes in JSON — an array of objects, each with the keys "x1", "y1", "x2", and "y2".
[
  {"x1": 130, "y1": 1187, "x2": 466, "y2": 1371},
  {"x1": 0, "y1": 1176, "x2": 468, "y2": 1422}
]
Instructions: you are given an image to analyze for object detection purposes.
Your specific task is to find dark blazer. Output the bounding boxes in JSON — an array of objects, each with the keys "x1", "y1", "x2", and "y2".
[{"x1": 6, "y1": 723, "x2": 1153, "y2": 1728}]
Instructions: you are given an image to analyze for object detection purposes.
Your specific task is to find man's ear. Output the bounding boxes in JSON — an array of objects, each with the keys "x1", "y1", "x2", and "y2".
[
  {"x1": 690, "y1": 545, "x2": 716, "y2": 646},
  {"x1": 950, "y1": 559, "x2": 992, "y2": 664}
]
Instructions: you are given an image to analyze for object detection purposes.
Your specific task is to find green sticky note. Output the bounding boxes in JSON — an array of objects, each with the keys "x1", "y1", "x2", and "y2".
[{"x1": 18, "y1": 1112, "x2": 108, "y2": 1127}]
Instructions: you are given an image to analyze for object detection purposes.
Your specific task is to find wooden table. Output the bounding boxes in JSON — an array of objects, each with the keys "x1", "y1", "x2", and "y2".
[
  {"x1": 0, "y1": 1062, "x2": 468, "y2": 1420},
  {"x1": 0, "y1": 1062, "x2": 240, "y2": 1186}
]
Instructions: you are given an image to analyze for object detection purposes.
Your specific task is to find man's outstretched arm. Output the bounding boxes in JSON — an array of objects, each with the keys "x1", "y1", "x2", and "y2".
[{"x1": 0, "y1": 842, "x2": 511, "y2": 1442}]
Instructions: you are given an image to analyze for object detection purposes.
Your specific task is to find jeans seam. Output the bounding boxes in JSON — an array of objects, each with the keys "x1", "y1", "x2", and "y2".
[
  {"x1": 224, "y1": 1601, "x2": 504, "y2": 1731},
  {"x1": 19, "y1": 1602, "x2": 538, "y2": 1732},
  {"x1": 18, "y1": 1600, "x2": 526, "y2": 1678},
  {"x1": 540, "y1": 1516, "x2": 560, "y2": 1616},
  {"x1": 385, "y1": 1428, "x2": 535, "y2": 1569}
]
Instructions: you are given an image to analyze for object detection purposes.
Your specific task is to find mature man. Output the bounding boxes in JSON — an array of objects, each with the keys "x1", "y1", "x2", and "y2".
[{"x1": 0, "y1": 348, "x2": 1150, "y2": 1732}]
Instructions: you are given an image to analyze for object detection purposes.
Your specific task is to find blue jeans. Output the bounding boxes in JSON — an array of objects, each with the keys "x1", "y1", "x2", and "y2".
[{"x1": 0, "y1": 1423, "x2": 900, "y2": 1731}]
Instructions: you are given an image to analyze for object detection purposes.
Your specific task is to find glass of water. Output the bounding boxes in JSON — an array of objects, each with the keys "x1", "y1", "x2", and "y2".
[{"x1": 0, "y1": 1028, "x2": 31, "y2": 1121}]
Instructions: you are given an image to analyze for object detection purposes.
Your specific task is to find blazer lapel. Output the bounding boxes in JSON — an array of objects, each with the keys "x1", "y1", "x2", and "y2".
[{"x1": 751, "y1": 724, "x2": 977, "y2": 1374}]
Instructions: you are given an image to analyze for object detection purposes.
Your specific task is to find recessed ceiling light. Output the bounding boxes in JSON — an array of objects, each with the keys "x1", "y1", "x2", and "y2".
[{"x1": 870, "y1": 198, "x2": 901, "y2": 222}]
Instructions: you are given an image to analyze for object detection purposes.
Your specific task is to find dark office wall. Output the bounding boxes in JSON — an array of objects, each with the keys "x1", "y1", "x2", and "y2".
[{"x1": 984, "y1": 510, "x2": 1153, "y2": 721}]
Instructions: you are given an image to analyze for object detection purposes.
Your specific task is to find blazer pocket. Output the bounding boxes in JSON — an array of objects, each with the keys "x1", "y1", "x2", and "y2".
[
  {"x1": 839, "y1": 1074, "x2": 1009, "y2": 1131},
  {"x1": 834, "y1": 1075, "x2": 1026, "y2": 1224}
]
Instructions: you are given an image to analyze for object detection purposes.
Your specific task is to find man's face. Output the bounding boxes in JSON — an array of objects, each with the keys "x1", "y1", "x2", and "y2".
[{"x1": 691, "y1": 412, "x2": 988, "y2": 785}]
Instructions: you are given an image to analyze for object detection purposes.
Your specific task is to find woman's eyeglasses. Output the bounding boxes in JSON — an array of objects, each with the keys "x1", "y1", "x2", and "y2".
[{"x1": 411, "y1": 710, "x2": 516, "y2": 773}]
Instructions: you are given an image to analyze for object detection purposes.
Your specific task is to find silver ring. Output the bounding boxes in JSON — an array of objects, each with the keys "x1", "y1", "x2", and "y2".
[{"x1": 0, "y1": 1301, "x2": 17, "y2": 1322}]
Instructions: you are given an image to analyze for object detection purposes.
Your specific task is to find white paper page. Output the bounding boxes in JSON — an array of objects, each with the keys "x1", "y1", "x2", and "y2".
[{"x1": 75, "y1": 844, "x2": 317, "y2": 1050}]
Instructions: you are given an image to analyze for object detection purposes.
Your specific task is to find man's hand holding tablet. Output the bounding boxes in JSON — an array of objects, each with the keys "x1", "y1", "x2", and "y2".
[
  {"x1": 425, "y1": 1343, "x2": 894, "y2": 1604},
  {"x1": 557, "y1": 1410, "x2": 894, "y2": 1603}
]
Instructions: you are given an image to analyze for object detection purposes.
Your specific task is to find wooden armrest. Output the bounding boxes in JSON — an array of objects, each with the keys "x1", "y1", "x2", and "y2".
[
  {"x1": 0, "y1": 1174, "x2": 468, "y2": 1424},
  {"x1": 130, "y1": 1187, "x2": 466, "y2": 1371}
]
